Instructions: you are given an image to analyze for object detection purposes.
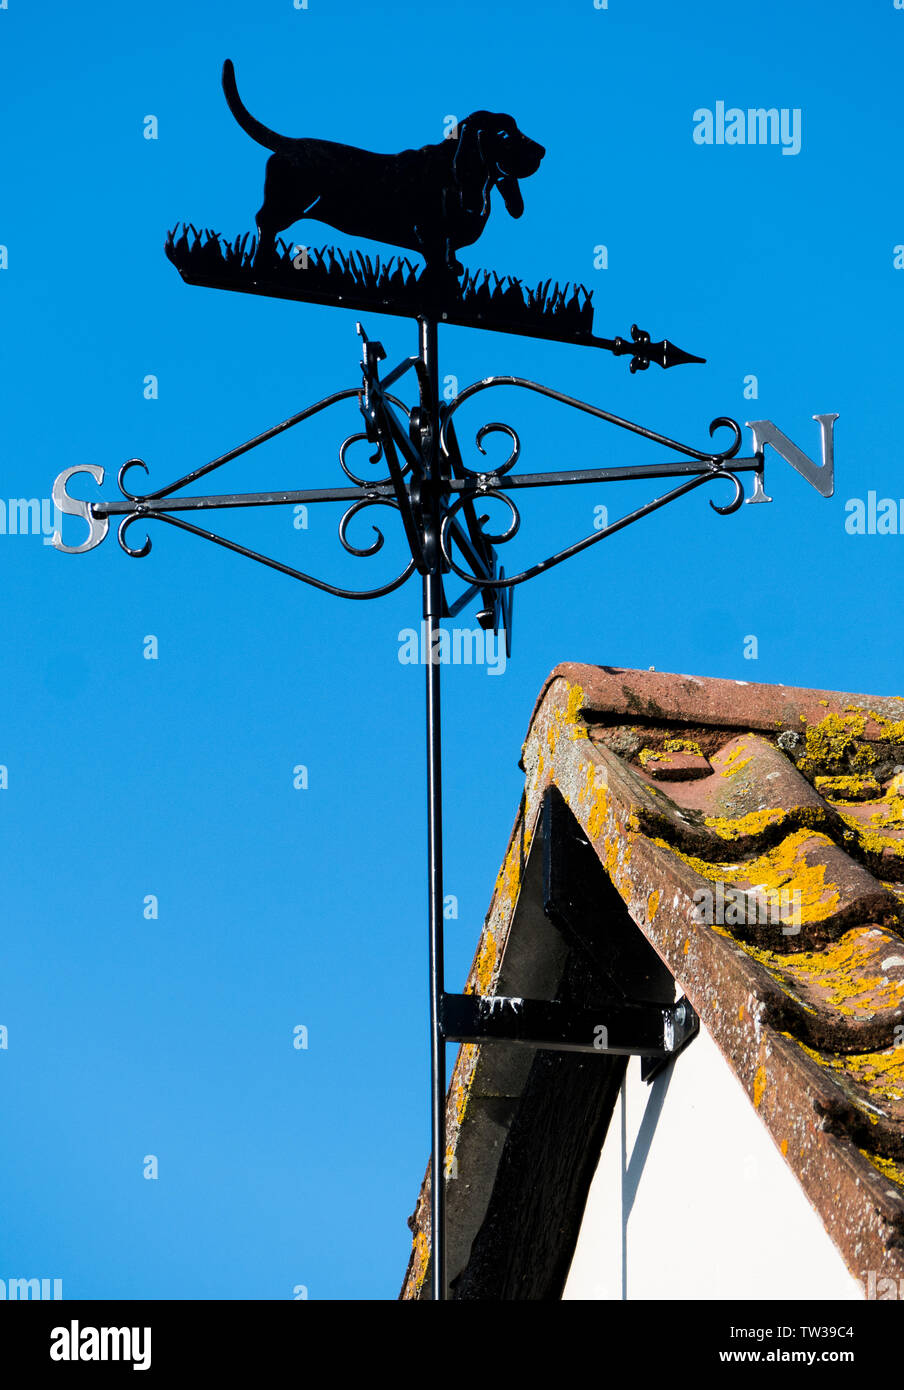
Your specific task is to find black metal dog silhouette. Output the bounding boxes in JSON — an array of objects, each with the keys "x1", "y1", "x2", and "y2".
[{"x1": 222, "y1": 60, "x2": 545, "y2": 276}]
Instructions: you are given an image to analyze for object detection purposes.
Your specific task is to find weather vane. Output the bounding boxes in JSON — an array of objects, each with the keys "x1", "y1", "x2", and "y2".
[{"x1": 52, "y1": 60, "x2": 838, "y2": 1301}]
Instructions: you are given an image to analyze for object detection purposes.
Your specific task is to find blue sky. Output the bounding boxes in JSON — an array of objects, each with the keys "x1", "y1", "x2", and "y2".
[{"x1": 0, "y1": 0, "x2": 901, "y2": 1299}]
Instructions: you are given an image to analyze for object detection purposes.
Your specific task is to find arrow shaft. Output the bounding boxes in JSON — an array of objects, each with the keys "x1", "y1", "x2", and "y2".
[
  {"x1": 90, "y1": 453, "x2": 764, "y2": 521},
  {"x1": 453, "y1": 457, "x2": 761, "y2": 490},
  {"x1": 92, "y1": 484, "x2": 395, "y2": 516}
]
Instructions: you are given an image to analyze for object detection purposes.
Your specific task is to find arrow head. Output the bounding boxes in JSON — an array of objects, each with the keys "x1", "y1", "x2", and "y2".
[
  {"x1": 612, "y1": 324, "x2": 706, "y2": 371},
  {"x1": 655, "y1": 338, "x2": 707, "y2": 370}
]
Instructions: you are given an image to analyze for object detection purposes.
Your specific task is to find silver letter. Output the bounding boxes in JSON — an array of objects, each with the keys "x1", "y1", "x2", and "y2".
[
  {"x1": 745, "y1": 414, "x2": 838, "y2": 498},
  {"x1": 51, "y1": 465, "x2": 109, "y2": 553}
]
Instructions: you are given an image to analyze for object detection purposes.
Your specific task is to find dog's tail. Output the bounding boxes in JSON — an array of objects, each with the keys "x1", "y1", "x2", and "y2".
[{"x1": 222, "y1": 59, "x2": 295, "y2": 154}]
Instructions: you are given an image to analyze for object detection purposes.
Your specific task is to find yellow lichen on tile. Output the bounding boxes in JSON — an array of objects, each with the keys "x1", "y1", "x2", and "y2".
[
  {"x1": 704, "y1": 806, "x2": 801, "y2": 842},
  {"x1": 797, "y1": 712, "x2": 867, "y2": 777},
  {"x1": 870, "y1": 712, "x2": 904, "y2": 744},
  {"x1": 865, "y1": 796, "x2": 904, "y2": 829},
  {"x1": 470, "y1": 928, "x2": 498, "y2": 996},
  {"x1": 567, "y1": 693, "x2": 588, "y2": 739},
  {"x1": 565, "y1": 681, "x2": 584, "y2": 726},
  {"x1": 602, "y1": 828, "x2": 634, "y2": 899},
  {"x1": 493, "y1": 827, "x2": 533, "y2": 913},
  {"x1": 754, "y1": 1064, "x2": 767, "y2": 1108},
  {"x1": 785, "y1": 1034, "x2": 904, "y2": 1125},
  {"x1": 546, "y1": 682, "x2": 586, "y2": 753},
  {"x1": 862, "y1": 1150, "x2": 904, "y2": 1189},
  {"x1": 448, "y1": 1046, "x2": 479, "y2": 1124},
  {"x1": 652, "y1": 827, "x2": 841, "y2": 926},
  {"x1": 862, "y1": 832, "x2": 904, "y2": 857},
  {"x1": 815, "y1": 774, "x2": 881, "y2": 802},
  {"x1": 841, "y1": 816, "x2": 904, "y2": 861},
  {"x1": 735, "y1": 829, "x2": 843, "y2": 924},
  {"x1": 830, "y1": 1046, "x2": 904, "y2": 1104},
  {"x1": 639, "y1": 740, "x2": 704, "y2": 766},
  {"x1": 587, "y1": 780, "x2": 610, "y2": 842},
  {"x1": 788, "y1": 1033, "x2": 828, "y2": 1066},
  {"x1": 647, "y1": 890, "x2": 661, "y2": 923},
  {"x1": 663, "y1": 738, "x2": 703, "y2": 755},
  {"x1": 721, "y1": 744, "x2": 753, "y2": 778},
  {"x1": 736, "y1": 947, "x2": 818, "y2": 1012},
  {"x1": 650, "y1": 838, "x2": 743, "y2": 883},
  {"x1": 410, "y1": 1228, "x2": 430, "y2": 1295},
  {"x1": 733, "y1": 927, "x2": 904, "y2": 1020}
]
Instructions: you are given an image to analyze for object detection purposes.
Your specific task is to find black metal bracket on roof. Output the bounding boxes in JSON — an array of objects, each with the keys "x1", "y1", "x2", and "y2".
[
  {"x1": 440, "y1": 992, "x2": 699, "y2": 1063},
  {"x1": 540, "y1": 786, "x2": 700, "y2": 1083},
  {"x1": 440, "y1": 788, "x2": 701, "y2": 1071},
  {"x1": 48, "y1": 61, "x2": 838, "y2": 1302}
]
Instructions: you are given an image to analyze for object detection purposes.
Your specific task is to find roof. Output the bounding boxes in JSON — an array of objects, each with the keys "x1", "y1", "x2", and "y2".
[{"x1": 401, "y1": 663, "x2": 904, "y2": 1299}]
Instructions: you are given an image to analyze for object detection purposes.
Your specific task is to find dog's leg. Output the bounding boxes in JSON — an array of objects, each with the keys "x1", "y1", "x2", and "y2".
[
  {"x1": 415, "y1": 226, "x2": 462, "y2": 290},
  {"x1": 444, "y1": 236, "x2": 464, "y2": 276},
  {"x1": 253, "y1": 206, "x2": 281, "y2": 271},
  {"x1": 252, "y1": 153, "x2": 306, "y2": 271}
]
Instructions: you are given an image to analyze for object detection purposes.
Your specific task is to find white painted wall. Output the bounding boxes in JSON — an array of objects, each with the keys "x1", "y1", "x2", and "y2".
[{"x1": 562, "y1": 1022, "x2": 864, "y2": 1300}]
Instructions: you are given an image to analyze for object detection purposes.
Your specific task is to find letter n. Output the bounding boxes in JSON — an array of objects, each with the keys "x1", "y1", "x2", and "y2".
[{"x1": 746, "y1": 415, "x2": 838, "y2": 498}]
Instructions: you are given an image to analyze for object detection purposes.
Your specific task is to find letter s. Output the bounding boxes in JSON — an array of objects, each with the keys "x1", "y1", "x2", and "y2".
[{"x1": 51, "y1": 465, "x2": 109, "y2": 553}]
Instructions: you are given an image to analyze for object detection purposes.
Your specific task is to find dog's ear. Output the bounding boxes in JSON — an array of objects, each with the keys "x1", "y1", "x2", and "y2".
[
  {"x1": 495, "y1": 170, "x2": 524, "y2": 219},
  {"x1": 452, "y1": 114, "x2": 494, "y2": 217},
  {"x1": 487, "y1": 115, "x2": 527, "y2": 218}
]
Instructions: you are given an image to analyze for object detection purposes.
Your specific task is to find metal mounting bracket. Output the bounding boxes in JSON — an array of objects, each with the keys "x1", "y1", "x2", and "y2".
[{"x1": 440, "y1": 991, "x2": 699, "y2": 1060}]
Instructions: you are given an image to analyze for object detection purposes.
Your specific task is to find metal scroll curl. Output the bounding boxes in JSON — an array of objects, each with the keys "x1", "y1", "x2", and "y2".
[
  {"x1": 117, "y1": 504, "x2": 416, "y2": 601},
  {"x1": 438, "y1": 374, "x2": 744, "y2": 473},
  {"x1": 439, "y1": 468, "x2": 745, "y2": 592},
  {"x1": 117, "y1": 388, "x2": 412, "y2": 503},
  {"x1": 338, "y1": 495, "x2": 405, "y2": 559},
  {"x1": 82, "y1": 385, "x2": 421, "y2": 599}
]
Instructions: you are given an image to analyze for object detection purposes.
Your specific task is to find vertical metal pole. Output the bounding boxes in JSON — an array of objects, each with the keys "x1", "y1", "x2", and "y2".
[{"x1": 419, "y1": 314, "x2": 446, "y2": 1301}]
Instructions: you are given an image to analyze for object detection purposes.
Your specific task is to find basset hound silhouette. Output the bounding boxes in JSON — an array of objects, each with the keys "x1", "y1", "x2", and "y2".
[{"x1": 222, "y1": 60, "x2": 545, "y2": 276}]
